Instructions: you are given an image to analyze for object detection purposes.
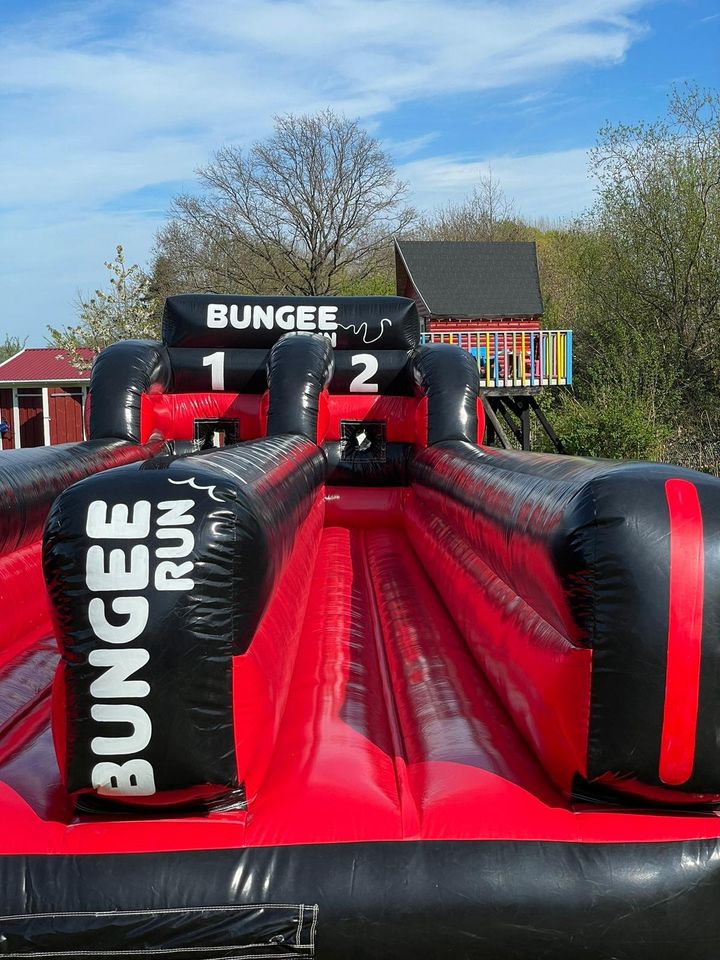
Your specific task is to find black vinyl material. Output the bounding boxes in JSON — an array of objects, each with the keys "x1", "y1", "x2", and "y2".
[
  {"x1": 165, "y1": 347, "x2": 416, "y2": 396},
  {"x1": 2, "y1": 839, "x2": 720, "y2": 960},
  {"x1": 163, "y1": 295, "x2": 421, "y2": 350},
  {"x1": 412, "y1": 345, "x2": 480, "y2": 444},
  {"x1": 266, "y1": 334, "x2": 334, "y2": 441},
  {"x1": 43, "y1": 437, "x2": 325, "y2": 810},
  {"x1": 325, "y1": 440, "x2": 412, "y2": 486},
  {"x1": 89, "y1": 340, "x2": 172, "y2": 442},
  {"x1": 0, "y1": 439, "x2": 163, "y2": 554},
  {"x1": 168, "y1": 347, "x2": 269, "y2": 395}
]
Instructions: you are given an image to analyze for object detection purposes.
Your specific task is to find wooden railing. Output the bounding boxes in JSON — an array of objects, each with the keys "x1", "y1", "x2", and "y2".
[{"x1": 421, "y1": 329, "x2": 573, "y2": 388}]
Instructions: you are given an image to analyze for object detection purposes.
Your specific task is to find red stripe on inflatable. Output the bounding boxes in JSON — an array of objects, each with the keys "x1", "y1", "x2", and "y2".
[{"x1": 659, "y1": 479, "x2": 704, "y2": 786}]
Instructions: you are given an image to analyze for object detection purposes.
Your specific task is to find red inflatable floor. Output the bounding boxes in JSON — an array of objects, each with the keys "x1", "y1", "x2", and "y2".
[{"x1": 2, "y1": 517, "x2": 720, "y2": 858}]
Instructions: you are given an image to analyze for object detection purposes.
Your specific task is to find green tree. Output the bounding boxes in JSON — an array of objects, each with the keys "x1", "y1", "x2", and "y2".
[
  {"x1": 538, "y1": 84, "x2": 720, "y2": 465},
  {"x1": 0, "y1": 334, "x2": 26, "y2": 364},
  {"x1": 580, "y1": 84, "x2": 720, "y2": 422},
  {"x1": 48, "y1": 246, "x2": 159, "y2": 369}
]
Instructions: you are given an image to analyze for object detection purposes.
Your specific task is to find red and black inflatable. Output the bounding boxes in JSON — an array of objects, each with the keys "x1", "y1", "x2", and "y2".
[{"x1": 1, "y1": 294, "x2": 720, "y2": 958}]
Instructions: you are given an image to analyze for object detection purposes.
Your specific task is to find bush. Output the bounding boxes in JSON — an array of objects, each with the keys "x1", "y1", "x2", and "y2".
[{"x1": 552, "y1": 394, "x2": 669, "y2": 461}]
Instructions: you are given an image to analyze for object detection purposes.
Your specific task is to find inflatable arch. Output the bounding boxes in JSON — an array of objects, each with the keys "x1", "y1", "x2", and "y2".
[{"x1": 1, "y1": 295, "x2": 720, "y2": 957}]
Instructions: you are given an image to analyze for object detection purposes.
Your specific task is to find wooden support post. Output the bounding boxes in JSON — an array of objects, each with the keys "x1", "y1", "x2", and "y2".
[
  {"x1": 493, "y1": 398, "x2": 523, "y2": 445},
  {"x1": 520, "y1": 397, "x2": 531, "y2": 451},
  {"x1": 528, "y1": 396, "x2": 564, "y2": 453},
  {"x1": 481, "y1": 397, "x2": 513, "y2": 450}
]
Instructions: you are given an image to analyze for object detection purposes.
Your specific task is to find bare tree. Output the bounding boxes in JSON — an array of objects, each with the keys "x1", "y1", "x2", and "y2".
[
  {"x1": 157, "y1": 110, "x2": 414, "y2": 297},
  {"x1": 417, "y1": 168, "x2": 526, "y2": 241}
]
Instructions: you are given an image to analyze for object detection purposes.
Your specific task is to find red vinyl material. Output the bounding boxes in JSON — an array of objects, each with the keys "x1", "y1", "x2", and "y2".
[
  {"x1": 404, "y1": 495, "x2": 592, "y2": 793},
  {"x1": 324, "y1": 396, "x2": 484, "y2": 446},
  {"x1": 0, "y1": 544, "x2": 52, "y2": 660},
  {"x1": 324, "y1": 486, "x2": 407, "y2": 527},
  {"x1": 324, "y1": 396, "x2": 419, "y2": 443},
  {"x1": 660, "y1": 478, "x2": 705, "y2": 786},
  {"x1": 233, "y1": 493, "x2": 325, "y2": 800},
  {"x1": 140, "y1": 393, "x2": 264, "y2": 442}
]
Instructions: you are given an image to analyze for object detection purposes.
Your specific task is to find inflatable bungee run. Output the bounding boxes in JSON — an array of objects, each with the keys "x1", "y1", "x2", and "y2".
[{"x1": 2, "y1": 295, "x2": 720, "y2": 959}]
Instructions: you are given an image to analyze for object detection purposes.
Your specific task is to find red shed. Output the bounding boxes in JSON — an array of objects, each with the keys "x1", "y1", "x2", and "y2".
[{"x1": 0, "y1": 349, "x2": 94, "y2": 450}]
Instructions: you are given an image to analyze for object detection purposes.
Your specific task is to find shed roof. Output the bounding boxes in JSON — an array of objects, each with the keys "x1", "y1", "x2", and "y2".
[
  {"x1": 0, "y1": 348, "x2": 94, "y2": 384},
  {"x1": 396, "y1": 240, "x2": 543, "y2": 318}
]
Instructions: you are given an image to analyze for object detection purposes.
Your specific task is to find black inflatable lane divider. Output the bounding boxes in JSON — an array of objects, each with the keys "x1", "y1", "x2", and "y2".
[
  {"x1": 0, "y1": 439, "x2": 165, "y2": 555},
  {"x1": 0, "y1": 901, "x2": 318, "y2": 957},
  {"x1": 266, "y1": 333, "x2": 334, "y2": 441},
  {"x1": 1, "y1": 840, "x2": 720, "y2": 960},
  {"x1": 162, "y1": 294, "x2": 421, "y2": 350},
  {"x1": 43, "y1": 436, "x2": 325, "y2": 810}
]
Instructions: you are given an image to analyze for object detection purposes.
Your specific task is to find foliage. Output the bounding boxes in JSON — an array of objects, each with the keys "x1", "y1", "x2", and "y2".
[
  {"x1": 49, "y1": 246, "x2": 159, "y2": 369},
  {"x1": 0, "y1": 335, "x2": 27, "y2": 364},
  {"x1": 155, "y1": 109, "x2": 414, "y2": 297},
  {"x1": 577, "y1": 83, "x2": 720, "y2": 426},
  {"x1": 549, "y1": 391, "x2": 670, "y2": 461}
]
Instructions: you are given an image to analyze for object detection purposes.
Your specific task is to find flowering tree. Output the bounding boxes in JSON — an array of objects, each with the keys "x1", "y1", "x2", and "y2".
[{"x1": 48, "y1": 246, "x2": 159, "y2": 369}]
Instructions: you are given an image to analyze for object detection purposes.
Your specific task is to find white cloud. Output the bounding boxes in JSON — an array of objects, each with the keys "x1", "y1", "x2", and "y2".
[
  {"x1": 399, "y1": 147, "x2": 593, "y2": 219},
  {"x1": 0, "y1": 0, "x2": 651, "y2": 338}
]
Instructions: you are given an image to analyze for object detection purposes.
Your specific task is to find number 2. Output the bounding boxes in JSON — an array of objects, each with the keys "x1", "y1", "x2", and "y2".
[
  {"x1": 349, "y1": 354, "x2": 378, "y2": 393},
  {"x1": 202, "y1": 352, "x2": 225, "y2": 391}
]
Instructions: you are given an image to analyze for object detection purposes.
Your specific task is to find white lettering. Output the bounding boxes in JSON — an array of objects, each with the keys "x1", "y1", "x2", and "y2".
[
  {"x1": 155, "y1": 527, "x2": 194, "y2": 559},
  {"x1": 83, "y1": 494, "x2": 198, "y2": 796},
  {"x1": 89, "y1": 648, "x2": 151, "y2": 699},
  {"x1": 205, "y1": 303, "x2": 343, "y2": 336},
  {"x1": 350, "y1": 353, "x2": 380, "y2": 394},
  {"x1": 86, "y1": 500, "x2": 151, "y2": 539},
  {"x1": 86, "y1": 545, "x2": 149, "y2": 592},
  {"x1": 88, "y1": 596, "x2": 149, "y2": 644},
  {"x1": 92, "y1": 759, "x2": 156, "y2": 796},
  {"x1": 318, "y1": 305, "x2": 338, "y2": 331},
  {"x1": 207, "y1": 303, "x2": 228, "y2": 328},
  {"x1": 275, "y1": 305, "x2": 295, "y2": 329},
  {"x1": 155, "y1": 560, "x2": 194, "y2": 591},
  {"x1": 296, "y1": 304, "x2": 315, "y2": 330},
  {"x1": 157, "y1": 499, "x2": 195, "y2": 526},
  {"x1": 253, "y1": 304, "x2": 274, "y2": 330},
  {"x1": 202, "y1": 352, "x2": 225, "y2": 391},
  {"x1": 90, "y1": 703, "x2": 152, "y2": 755}
]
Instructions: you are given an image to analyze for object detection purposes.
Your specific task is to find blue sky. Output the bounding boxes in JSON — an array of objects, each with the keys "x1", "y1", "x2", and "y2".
[{"x1": 1, "y1": 0, "x2": 718, "y2": 344}]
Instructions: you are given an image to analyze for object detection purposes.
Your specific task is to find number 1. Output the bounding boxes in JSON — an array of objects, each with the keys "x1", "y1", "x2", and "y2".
[{"x1": 202, "y1": 352, "x2": 225, "y2": 391}]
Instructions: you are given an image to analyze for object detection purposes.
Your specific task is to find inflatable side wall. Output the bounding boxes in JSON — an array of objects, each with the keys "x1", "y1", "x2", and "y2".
[{"x1": 409, "y1": 443, "x2": 720, "y2": 802}]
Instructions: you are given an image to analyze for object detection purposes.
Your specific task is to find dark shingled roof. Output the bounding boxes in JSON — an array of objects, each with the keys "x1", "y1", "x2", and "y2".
[{"x1": 396, "y1": 240, "x2": 543, "y2": 318}]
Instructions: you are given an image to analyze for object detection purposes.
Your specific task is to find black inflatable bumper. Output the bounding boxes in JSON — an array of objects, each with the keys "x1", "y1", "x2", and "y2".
[{"x1": 2, "y1": 839, "x2": 720, "y2": 959}]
